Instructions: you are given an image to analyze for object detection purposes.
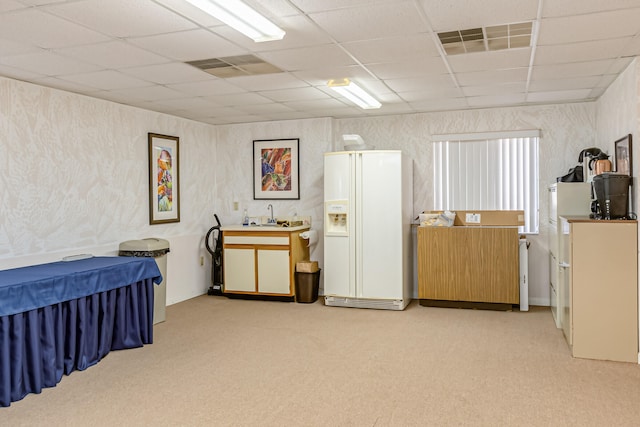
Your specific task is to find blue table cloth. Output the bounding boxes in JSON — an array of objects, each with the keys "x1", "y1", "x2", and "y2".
[{"x1": 0, "y1": 256, "x2": 162, "y2": 407}]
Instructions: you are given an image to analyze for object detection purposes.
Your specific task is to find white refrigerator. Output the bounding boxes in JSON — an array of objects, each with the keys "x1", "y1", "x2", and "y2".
[{"x1": 323, "y1": 150, "x2": 413, "y2": 310}]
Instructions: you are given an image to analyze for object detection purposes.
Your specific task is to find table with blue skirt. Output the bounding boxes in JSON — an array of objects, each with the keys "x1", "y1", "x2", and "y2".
[{"x1": 0, "y1": 256, "x2": 162, "y2": 407}]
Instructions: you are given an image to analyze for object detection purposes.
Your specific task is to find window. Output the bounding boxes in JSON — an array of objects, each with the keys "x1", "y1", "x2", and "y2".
[{"x1": 432, "y1": 130, "x2": 540, "y2": 234}]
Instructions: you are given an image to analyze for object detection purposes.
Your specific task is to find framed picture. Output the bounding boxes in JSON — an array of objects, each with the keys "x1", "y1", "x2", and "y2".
[
  {"x1": 148, "y1": 133, "x2": 180, "y2": 224},
  {"x1": 253, "y1": 138, "x2": 300, "y2": 200},
  {"x1": 614, "y1": 134, "x2": 632, "y2": 180}
]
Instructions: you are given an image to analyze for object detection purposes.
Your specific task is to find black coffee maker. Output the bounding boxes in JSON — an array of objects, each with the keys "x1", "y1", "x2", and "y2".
[{"x1": 591, "y1": 173, "x2": 631, "y2": 219}]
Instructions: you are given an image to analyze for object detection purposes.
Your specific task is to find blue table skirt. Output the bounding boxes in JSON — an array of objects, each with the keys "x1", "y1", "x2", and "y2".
[{"x1": 0, "y1": 257, "x2": 161, "y2": 407}]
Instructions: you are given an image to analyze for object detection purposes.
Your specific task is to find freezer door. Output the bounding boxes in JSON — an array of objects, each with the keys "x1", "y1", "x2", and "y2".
[
  {"x1": 357, "y1": 151, "x2": 404, "y2": 299},
  {"x1": 323, "y1": 152, "x2": 355, "y2": 297}
]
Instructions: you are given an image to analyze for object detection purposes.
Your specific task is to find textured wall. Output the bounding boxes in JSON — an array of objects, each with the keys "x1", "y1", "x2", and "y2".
[
  {"x1": 596, "y1": 59, "x2": 638, "y2": 214},
  {"x1": 334, "y1": 103, "x2": 598, "y2": 304},
  {"x1": 1, "y1": 74, "x2": 608, "y2": 307},
  {"x1": 214, "y1": 118, "x2": 332, "y2": 265},
  {"x1": 0, "y1": 76, "x2": 218, "y2": 304}
]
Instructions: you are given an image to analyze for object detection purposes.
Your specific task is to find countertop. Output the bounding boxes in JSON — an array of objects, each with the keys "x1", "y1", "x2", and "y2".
[
  {"x1": 221, "y1": 224, "x2": 310, "y2": 232},
  {"x1": 560, "y1": 215, "x2": 637, "y2": 223}
]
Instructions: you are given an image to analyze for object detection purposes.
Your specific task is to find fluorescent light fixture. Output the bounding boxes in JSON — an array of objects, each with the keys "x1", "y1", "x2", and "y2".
[
  {"x1": 185, "y1": 0, "x2": 285, "y2": 42},
  {"x1": 327, "y1": 79, "x2": 381, "y2": 109}
]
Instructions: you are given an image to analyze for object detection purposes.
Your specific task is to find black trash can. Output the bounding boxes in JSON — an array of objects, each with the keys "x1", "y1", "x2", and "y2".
[{"x1": 295, "y1": 268, "x2": 321, "y2": 303}]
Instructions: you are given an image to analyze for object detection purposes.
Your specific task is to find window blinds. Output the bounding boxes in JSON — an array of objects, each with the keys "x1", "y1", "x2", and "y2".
[{"x1": 432, "y1": 133, "x2": 540, "y2": 234}]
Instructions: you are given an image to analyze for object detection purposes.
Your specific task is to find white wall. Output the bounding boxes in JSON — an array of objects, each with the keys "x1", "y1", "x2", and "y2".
[
  {"x1": 214, "y1": 118, "x2": 332, "y2": 288},
  {"x1": 0, "y1": 76, "x2": 218, "y2": 305},
  {"x1": 595, "y1": 58, "x2": 639, "y2": 360},
  {"x1": 1, "y1": 74, "x2": 603, "y2": 307},
  {"x1": 333, "y1": 104, "x2": 597, "y2": 305}
]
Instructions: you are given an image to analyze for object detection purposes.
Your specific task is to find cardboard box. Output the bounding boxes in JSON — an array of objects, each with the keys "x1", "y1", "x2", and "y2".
[
  {"x1": 296, "y1": 261, "x2": 319, "y2": 273},
  {"x1": 428, "y1": 210, "x2": 524, "y2": 226}
]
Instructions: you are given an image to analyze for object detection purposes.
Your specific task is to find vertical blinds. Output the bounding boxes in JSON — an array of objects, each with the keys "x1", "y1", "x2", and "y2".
[{"x1": 432, "y1": 133, "x2": 540, "y2": 234}]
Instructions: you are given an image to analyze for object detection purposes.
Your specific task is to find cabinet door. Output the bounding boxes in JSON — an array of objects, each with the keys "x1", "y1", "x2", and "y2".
[
  {"x1": 224, "y1": 248, "x2": 256, "y2": 292},
  {"x1": 257, "y1": 249, "x2": 290, "y2": 294}
]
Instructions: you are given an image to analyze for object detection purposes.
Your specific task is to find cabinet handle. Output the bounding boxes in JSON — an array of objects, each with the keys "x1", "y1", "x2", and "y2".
[{"x1": 559, "y1": 262, "x2": 570, "y2": 269}]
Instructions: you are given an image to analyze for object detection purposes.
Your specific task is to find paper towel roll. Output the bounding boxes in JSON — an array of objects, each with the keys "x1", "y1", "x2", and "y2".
[{"x1": 300, "y1": 229, "x2": 318, "y2": 247}]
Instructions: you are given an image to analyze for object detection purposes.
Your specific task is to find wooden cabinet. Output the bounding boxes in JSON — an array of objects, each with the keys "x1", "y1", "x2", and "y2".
[
  {"x1": 222, "y1": 227, "x2": 310, "y2": 298},
  {"x1": 417, "y1": 226, "x2": 519, "y2": 307},
  {"x1": 560, "y1": 217, "x2": 638, "y2": 362}
]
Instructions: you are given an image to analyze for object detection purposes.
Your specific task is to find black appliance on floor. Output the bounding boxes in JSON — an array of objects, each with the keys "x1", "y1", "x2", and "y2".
[{"x1": 206, "y1": 213, "x2": 224, "y2": 296}]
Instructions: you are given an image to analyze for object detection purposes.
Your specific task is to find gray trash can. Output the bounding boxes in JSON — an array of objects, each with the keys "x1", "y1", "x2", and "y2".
[{"x1": 119, "y1": 238, "x2": 170, "y2": 324}]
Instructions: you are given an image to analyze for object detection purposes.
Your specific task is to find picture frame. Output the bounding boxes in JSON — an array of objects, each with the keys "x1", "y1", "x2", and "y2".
[
  {"x1": 614, "y1": 134, "x2": 632, "y2": 181},
  {"x1": 253, "y1": 138, "x2": 300, "y2": 200},
  {"x1": 148, "y1": 133, "x2": 180, "y2": 224}
]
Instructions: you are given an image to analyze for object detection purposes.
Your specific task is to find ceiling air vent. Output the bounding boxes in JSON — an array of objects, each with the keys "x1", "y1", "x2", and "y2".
[
  {"x1": 437, "y1": 21, "x2": 533, "y2": 55},
  {"x1": 186, "y1": 54, "x2": 282, "y2": 78}
]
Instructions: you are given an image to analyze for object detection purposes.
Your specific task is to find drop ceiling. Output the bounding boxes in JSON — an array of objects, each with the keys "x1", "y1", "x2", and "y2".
[{"x1": 1, "y1": 0, "x2": 639, "y2": 125}]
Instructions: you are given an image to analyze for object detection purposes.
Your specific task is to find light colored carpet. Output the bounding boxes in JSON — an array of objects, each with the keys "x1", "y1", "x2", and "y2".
[{"x1": 3, "y1": 296, "x2": 640, "y2": 426}]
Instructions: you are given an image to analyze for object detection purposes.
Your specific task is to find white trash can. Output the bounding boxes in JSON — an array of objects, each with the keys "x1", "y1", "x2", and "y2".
[{"x1": 119, "y1": 238, "x2": 170, "y2": 324}]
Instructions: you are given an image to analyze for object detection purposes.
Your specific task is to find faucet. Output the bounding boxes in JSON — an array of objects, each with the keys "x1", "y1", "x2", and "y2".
[{"x1": 267, "y1": 204, "x2": 276, "y2": 224}]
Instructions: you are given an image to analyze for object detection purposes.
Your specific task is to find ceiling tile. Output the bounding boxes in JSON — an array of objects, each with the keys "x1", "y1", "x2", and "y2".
[
  {"x1": 56, "y1": 70, "x2": 152, "y2": 91},
  {"x1": 538, "y1": 8, "x2": 640, "y2": 46},
  {"x1": 288, "y1": 0, "x2": 383, "y2": 14},
  {"x1": 466, "y1": 93, "x2": 527, "y2": 107},
  {"x1": 342, "y1": 34, "x2": 440, "y2": 64},
  {"x1": 462, "y1": 82, "x2": 526, "y2": 97},
  {"x1": 0, "y1": 8, "x2": 109, "y2": 48},
  {"x1": 105, "y1": 85, "x2": 186, "y2": 102},
  {"x1": 542, "y1": 0, "x2": 640, "y2": 17},
  {"x1": 0, "y1": 1, "x2": 25, "y2": 12},
  {"x1": 397, "y1": 87, "x2": 464, "y2": 102},
  {"x1": 0, "y1": 64, "x2": 45, "y2": 80},
  {"x1": 128, "y1": 29, "x2": 248, "y2": 62},
  {"x1": 0, "y1": 49, "x2": 101, "y2": 76},
  {"x1": 46, "y1": 0, "x2": 196, "y2": 38},
  {"x1": 419, "y1": 0, "x2": 538, "y2": 32},
  {"x1": 526, "y1": 89, "x2": 593, "y2": 103},
  {"x1": 283, "y1": 98, "x2": 350, "y2": 110},
  {"x1": 0, "y1": 0, "x2": 638, "y2": 125},
  {"x1": 236, "y1": 103, "x2": 298, "y2": 115},
  {"x1": 386, "y1": 74, "x2": 458, "y2": 92},
  {"x1": 122, "y1": 62, "x2": 212, "y2": 85},
  {"x1": 203, "y1": 92, "x2": 275, "y2": 106},
  {"x1": 31, "y1": 76, "x2": 103, "y2": 94},
  {"x1": 409, "y1": 97, "x2": 469, "y2": 111},
  {"x1": 260, "y1": 86, "x2": 331, "y2": 102},
  {"x1": 528, "y1": 76, "x2": 603, "y2": 92},
  {"x1": 532, "y1": 59, "x2": 619, "y2": 80},
  {"x1": 447, "y1": 48, "x2": 532, "y2": 73},
  {"x1": 291, "y1": 65, "x2": 372, "y2": 85},
  {"x1": 259, "y1": 44, "x2": 357, "y2": 71},
  {"x1": 165, "y1": 80, "x2": 247, "y2": 96},
  {"x1": 534, "y1": 39, "x2": 626, "y2": 65},
  {"x1": 146, "y1": 97, "x2": 223, "y2": 111},
  {"x1": 367, "y1": 59, "x2": 449, "y2": 79},
  {"x1": 0, "y1": 39, "x2": 41, "y2": 57},
  {"x1": 308, "y1": 2, "x2": 427, "y2": 42},
  {"x1": 456, "y1": 67, "x2": 529, "y2": 86},
  {"x1": 54, "y1": 40, "x2": 169, "y2": 69},
  {"x1": 224, "y1": 73, "x2": 309, "y2": 91}
]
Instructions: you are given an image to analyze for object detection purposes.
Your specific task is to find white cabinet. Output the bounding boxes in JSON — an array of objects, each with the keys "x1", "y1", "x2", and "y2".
[
  {"x1": 222, "y1": 227, "x2": 310, "y2": 299},
  {"x1": 548, "y1": 183, "x2": 590, "y2": 327},
  {"x1": 224, "y1": 248, "x2": 256, "y2": 292},
  {"x1": 256, "y1": 249, "x2": 290, "y2": 294},
  {"x1": 560, "y1": 217, "x2": 638, "y2": 362}
]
